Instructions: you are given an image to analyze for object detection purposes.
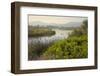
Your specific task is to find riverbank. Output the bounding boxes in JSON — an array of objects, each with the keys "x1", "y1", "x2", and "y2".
[
  {"x1": 28, "y1": 29, "x2": 72, "y2": 60},
  {"x1": 42, "y1": 20, "x2": 88, "y2": 59},
  {"x1": 28, "y1": 28, "x2": 56, "y2": 37}
]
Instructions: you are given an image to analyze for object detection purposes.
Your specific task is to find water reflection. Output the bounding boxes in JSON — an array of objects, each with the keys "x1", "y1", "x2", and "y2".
[{"x1": 28, "y1": 29, "x2": 72, "y2": 45}]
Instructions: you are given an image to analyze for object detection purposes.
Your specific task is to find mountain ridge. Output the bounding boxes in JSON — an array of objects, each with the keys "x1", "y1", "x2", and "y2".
[{"x1": 29, "y1": 21, "x2": 82, "y2": 28}]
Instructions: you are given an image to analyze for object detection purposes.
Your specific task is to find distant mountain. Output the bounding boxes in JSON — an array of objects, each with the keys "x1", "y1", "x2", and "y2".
[
  {"x1": 60, "y1": 22, "x2": 82, "y2": 28},
  {"x1": 29, "y1": 21, "x2": 82, "y2": 28},
  {"x1": 30, "y1": 21, "x2": 59, "y2": 27}
]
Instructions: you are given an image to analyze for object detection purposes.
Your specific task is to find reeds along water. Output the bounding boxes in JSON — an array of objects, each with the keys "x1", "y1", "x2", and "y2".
[
  {"x1": 28, "y1": 29, "x2": 72, "y2": 60},
  {"x1": 28, "y1": 39, "x2": 54, "y2": 60}
]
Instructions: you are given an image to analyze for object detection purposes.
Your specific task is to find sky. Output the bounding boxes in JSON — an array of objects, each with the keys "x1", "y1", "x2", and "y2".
[{"x1": 28, "y1": 15, "x2": 87, "y2": 25}]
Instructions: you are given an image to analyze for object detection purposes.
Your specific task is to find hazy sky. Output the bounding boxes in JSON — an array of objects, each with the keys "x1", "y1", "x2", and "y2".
[{"x1": 28, "y1": 15, "x2": 87, "y2": 25}]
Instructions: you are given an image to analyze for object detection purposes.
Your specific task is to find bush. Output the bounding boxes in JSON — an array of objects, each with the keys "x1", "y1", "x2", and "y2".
[
  {"x1": 42, "y1": 20, "x2": 88, "y2": 59},
  {"x1": 42, "y1": 35, "x2": 88, "y2": 59}
]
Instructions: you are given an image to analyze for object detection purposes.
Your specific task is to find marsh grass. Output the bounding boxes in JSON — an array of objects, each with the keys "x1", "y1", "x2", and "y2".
[{"x1": 28, "y1": 28, "x2": 55, "y2": 37}]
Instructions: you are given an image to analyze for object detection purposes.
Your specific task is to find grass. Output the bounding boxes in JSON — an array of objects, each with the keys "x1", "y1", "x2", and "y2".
[{"x1": 28, "y1": 28, "x2": 56, "y2": 37}]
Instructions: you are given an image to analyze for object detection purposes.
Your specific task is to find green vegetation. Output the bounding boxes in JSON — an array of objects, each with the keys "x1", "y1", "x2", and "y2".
[
  {"x1": 28, "y1": 28, "x2": 55, "y2": 37},
  {"x1": 28, "y1": 42, "x2": 51, "y2": 60},
  {"x1": 69, "y1": 20, "x2": 88, "y2": 37},
  {"x1": 42, "y1": 20, "x2": 88, "y2": 59},
  {"x1": 28, "y1": 20, "x2": 88, "y2": 60},
  {"x1": 42, "y1": 35, "x2": 87, "y2": 59}
]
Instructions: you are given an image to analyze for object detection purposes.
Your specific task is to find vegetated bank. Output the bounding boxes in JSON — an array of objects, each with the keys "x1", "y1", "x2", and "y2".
[
  {"x1": 42, "y1": 20, "x2": 88, "y2": 59},
  {"x1": 28, "y1": 27, "x2": 56, "y2": 37}
]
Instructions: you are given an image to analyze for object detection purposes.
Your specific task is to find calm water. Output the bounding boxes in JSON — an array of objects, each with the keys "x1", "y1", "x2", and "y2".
[{"x1": 28, "y1": 29, "x2": 72, "y2": 45}]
